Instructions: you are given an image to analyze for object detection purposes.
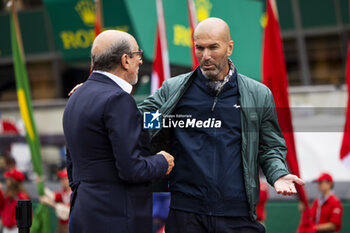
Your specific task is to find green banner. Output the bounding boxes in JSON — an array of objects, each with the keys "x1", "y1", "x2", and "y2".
[
  {"x1": 43, "y1": 0, "x2": 101, "y2": 61},
  {"x1": 43, "y1": 0, "x2": 134, "y2": 61},
  {"x1": 124, "y1": 0, "x2": 264, "y2": 80},
  {"x1": 43, "y1": 0, "x2": 264, "y2": 80}
]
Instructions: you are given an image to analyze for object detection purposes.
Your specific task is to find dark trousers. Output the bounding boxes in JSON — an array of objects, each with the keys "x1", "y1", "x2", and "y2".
[{"x1": 165, "y1": 209, "x2": 266, "y2": 233}]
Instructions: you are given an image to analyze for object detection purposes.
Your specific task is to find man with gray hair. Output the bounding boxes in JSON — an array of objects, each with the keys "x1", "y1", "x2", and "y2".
[{"x1": 63, "y1": 30, "x2": 174, "y2": 233}]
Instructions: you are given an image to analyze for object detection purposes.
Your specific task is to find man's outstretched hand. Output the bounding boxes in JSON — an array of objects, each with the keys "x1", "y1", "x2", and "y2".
[{"x1": 274, "y1": 174, "x2": 305, "y2": 196}]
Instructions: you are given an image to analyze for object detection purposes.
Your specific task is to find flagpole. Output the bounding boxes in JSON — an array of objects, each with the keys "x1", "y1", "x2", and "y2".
[
  {"x1": 10, "y1": 0, "x2": 24, "y2": 58},
  {"x1": 156, "y1": 0, "x2": 170, "y2": 80},
  {"x1": 151, "y1": 0, "x2": 170, "y2": 94},
  {"x1": 9, "y1": 1, "x2": 53, "y2": 231},
  {"x1": 187, "y1": 0, "x2": 199, "y2": 70},
  {"x1": 10, "y1": 0, "x2": 45, "y2": 194}
]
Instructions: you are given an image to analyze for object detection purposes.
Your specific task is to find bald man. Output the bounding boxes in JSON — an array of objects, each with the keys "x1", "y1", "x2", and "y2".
[
  {"x1": 139, "y1": 18, "x2": 304, "y2": 232},
  {"x1": 63, "y1": 30, "x2": 174, "y2": 233}
]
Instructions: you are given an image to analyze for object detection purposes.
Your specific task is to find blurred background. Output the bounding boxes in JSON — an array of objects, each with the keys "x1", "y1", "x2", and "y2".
[{"x1": 0, "y1": 0, "x2": 349, "y2": 232}]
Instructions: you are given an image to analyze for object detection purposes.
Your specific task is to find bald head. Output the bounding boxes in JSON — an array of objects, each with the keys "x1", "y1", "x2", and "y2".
[
  {"x1": 91, "y1": 30, "x2": 137, "y2": 72},
  {"x1": 92, "y1": 30, "x2": 134, "y2": 56},
  {"x1": 194, "y1": 17, "x2": 231, "y2": 42},
  {"x1": 193, "y1": 17, "x2": 233, "y2": 81},
  {"x1": 90, "y1": 30, "x2": 142, "y2": 85}
]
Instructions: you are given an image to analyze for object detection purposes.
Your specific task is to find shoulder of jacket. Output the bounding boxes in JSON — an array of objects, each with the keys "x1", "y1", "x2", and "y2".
[
  {"x1": 163, "y1": 71, "x2": 193, "y2": 87},
  {"x1": 105, "y1": 91, "x2": 134, "y2": 107},
  {"x1": 329, "y1": 194, "x2": 342, "y2": 205},
  {"x1": 238, "y1": 74, "x2": 271, "y2": 92}
]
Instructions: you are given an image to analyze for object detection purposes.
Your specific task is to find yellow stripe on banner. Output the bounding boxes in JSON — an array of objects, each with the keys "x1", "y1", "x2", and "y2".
[{"x1": 17, "y1": 89, "x2": 35, "y2": 140}]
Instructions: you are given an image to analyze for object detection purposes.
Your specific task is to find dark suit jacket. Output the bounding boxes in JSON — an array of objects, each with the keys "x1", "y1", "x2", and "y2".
[{"x1": 63, "y1": 72, "x2": 168, "y2": 233}]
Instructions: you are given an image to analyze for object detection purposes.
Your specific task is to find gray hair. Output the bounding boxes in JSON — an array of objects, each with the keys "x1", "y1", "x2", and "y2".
[{"x1": 91, "y1": 39, "x2": 132, "y2": 71}]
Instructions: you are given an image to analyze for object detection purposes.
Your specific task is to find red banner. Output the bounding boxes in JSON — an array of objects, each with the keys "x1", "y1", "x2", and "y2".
[
  {"x1": 151, "y1": 0, "x2": 170, "y2": 94},
  {"x1": 262, "y1": 1, "x2": 312, "y2": 231}
]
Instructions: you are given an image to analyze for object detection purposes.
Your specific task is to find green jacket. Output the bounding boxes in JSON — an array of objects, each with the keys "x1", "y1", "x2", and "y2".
[{"x1": 138, "y1": 71, "x2": 290, "y2": 219}]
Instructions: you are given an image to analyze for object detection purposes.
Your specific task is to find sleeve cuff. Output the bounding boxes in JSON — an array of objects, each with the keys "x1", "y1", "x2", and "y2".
[
  {"x1": 156, "y1": 153, "x2": 169, "y2": 175},
  {"x1": 269, "y1": 169, "x2": 290, "y2": 186}
]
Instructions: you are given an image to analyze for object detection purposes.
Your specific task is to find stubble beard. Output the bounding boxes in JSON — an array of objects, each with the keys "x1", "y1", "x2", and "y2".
[{"x1": 200, "y1": 61, "x2": 226, "y2": 81}]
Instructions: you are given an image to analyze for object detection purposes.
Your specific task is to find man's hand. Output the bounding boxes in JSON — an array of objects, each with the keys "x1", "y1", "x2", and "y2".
[
  {"x1": 158, "y1": 151, "x2": 174, "y2": 175},
  {"x1": 274, "y1": 174, "x2": 305, "y2": 196},
  {"x1": 68, "y1": 83, "x2": 84, "y2": 96}
]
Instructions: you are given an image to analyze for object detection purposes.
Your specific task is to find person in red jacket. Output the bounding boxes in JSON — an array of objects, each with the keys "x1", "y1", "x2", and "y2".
[
  {"x1": 0, "y1": 169, "x2": 30, "y2": 233},
  {"x1": 298, "y1": 172, "x2": 343, "y2": 233},
  {"x1": 39, "y1": 168, "x2": 71, "y2": 233},
  {"x1": 308, "y1": 172, "x2": 343, "y2": 233}
]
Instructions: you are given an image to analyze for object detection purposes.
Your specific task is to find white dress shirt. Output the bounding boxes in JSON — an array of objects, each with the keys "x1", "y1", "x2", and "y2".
[{"x1": 93, "y1": 70, "x2": 132, "y2": 94}]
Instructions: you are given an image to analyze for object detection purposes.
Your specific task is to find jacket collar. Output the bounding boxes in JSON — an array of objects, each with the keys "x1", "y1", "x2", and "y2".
[
  {"x1": 91, "y1": 71, "x2": 132, "y2": 94},
  {"x1": 88, "y1": 72, "x2": 131, "y2": 93}
]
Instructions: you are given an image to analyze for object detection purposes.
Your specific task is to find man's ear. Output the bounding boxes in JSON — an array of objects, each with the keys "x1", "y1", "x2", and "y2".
[
  {"x1": 121, "y1": 54, "x2": 129, "y2": 70},
  {"x1": 227, "y1": 40, "x2": 234, "y2": 56}
]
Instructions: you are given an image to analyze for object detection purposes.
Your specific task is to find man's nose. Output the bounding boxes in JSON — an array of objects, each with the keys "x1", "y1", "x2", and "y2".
[
  {"x1": 139, "y1": 59, "x2": 143, "y2": 66},
  {"x1": 203, "y1": 49, "x2": 211, "y2": 60}
]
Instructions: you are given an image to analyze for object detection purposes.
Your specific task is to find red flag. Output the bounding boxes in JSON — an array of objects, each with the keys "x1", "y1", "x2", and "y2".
[
  {"x1": 151, "y1": 0, "x2": 170, "y2": 94},
  {"x1": 340, "y1": 31, "x2": 350, "y2": 169},
  {"x1": 262, "y1": 1, "x2": 312, "y2": 231},
  {"x1": 187, "y1": 0, "x2": 199, "y2": 70},
  {"x1": 94, "y1": 0, "x2": 103, "y2": 37},
  {"x1": 90, "y1": 0, "x2": 103, "y2": 73}
]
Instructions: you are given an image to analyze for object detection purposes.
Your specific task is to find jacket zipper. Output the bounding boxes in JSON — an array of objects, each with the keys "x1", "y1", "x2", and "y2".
[
  {"x1": 211, "y1": 96, "x2": 218, "y2": 111},
  {"x1": 239, "y1": 93, "x2": 255, "y2": 221}
]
